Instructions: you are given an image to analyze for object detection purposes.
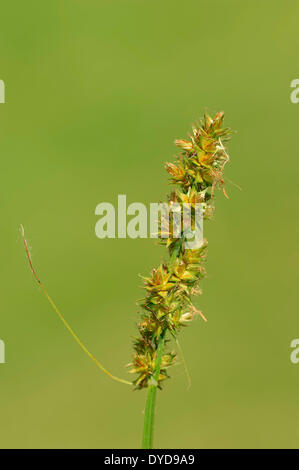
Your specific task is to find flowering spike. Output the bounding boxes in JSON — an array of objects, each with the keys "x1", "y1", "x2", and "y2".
[{"x1": 130, "y1": 112, "x2": 231, "y2": 389}]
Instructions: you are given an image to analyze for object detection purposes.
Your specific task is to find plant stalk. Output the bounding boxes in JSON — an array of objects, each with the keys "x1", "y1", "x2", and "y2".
[
  {"x1": 141, "y1": 329, "x2": 166, "y2": 449},
  {"x1": 141, "y1": 246, "x2": 180, "y2": 449}
]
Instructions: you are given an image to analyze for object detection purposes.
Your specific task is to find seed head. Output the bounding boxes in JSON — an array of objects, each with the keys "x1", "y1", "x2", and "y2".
[{"x1": 130, "y1": 112, "x2": 231, "y2": 389}]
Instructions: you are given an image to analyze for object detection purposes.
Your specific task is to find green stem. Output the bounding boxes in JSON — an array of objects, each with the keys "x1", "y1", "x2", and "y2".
[
  {"x1": 141, "y1": 330, "x2": 166, "y2": 449},
  {"x1": 141, "y1": 244, "x2": 180, "y2": 449}
]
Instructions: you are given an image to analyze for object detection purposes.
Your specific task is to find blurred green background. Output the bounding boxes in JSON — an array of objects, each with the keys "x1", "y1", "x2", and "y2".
[{"x1": 1, "y1": 0, "x2": 299, "y2": 449}]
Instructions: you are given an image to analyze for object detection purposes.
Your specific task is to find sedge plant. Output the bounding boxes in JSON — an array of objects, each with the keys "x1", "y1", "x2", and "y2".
[{"x1": 21, "y1": 111, "x2": 231, "y2": 449}]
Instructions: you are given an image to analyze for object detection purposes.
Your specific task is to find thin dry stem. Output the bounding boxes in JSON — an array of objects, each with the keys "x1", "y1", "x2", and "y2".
[{"x1": 20, "y1": 224, "x2": 131, "y2": 386}]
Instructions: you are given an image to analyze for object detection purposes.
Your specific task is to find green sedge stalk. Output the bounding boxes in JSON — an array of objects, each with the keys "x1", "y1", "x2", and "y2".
[{"x1": 130, "y1": 112, "x2": 231, "y2": 449}]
